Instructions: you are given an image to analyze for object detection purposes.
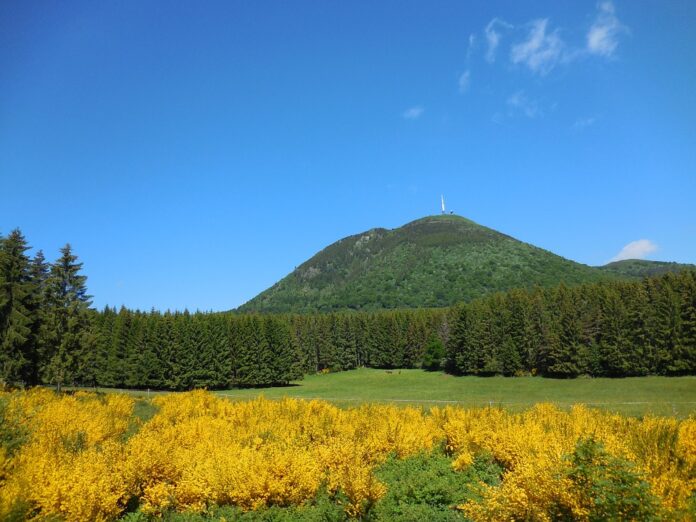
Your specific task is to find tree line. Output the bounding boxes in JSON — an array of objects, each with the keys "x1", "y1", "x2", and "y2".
[{"x1": 1, "y1": 228, "x2": 694, "y2": 390}]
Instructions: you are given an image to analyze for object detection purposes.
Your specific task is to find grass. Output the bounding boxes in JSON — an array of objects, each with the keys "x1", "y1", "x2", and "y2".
[
  {"x1": 75, "y1": 368, "x2": 696, "y2": 418},
  {"x1": 213, "y1": 368, "x2": 696, "y2": 417}
]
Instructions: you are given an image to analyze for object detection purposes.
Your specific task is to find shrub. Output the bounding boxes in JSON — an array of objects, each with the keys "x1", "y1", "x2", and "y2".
[
  {"x1": 564, "y1": 438, "x2": 663, "y2": 521},
  {"x1": 422, "y1": 336, "x2": 445, "y2": 371}
]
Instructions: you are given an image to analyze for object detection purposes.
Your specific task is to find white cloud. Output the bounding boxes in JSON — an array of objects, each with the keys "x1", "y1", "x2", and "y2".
[
  {"x1": 572, "y1": 116, "x2": 597, "y2": 130},
  {"x1": 610, "y1": 239, "x2": 658, "y2": 262},
  {"x1": 466, "y1": 34, "x2": 476, "y2": 61},
  {"x1": 458, "y1": 70, "x2": 471, "y2": 93},
  {"x1": 507, "y1": 90, "x2": 539, "y2": 118},
  {"x1": 484, "y1": 18, "x2": 513, "y2": 63},
  {"x1": 511, "y1": 19, "x2": 565, "y2": 75},
  {"x1": 587, "y1": 1, "x2": 626, "y2": 57},
  {"x1": 402, "y1": 106, "x2": 424, "y2": 120}
]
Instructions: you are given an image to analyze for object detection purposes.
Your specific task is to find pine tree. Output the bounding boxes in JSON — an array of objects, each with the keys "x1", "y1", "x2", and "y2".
[
  {"x1": 335, "y1": 314, "x2": 358, "y2": 371},
  {"x1": 403, "y1": 313, "x2": 428, "y2": 368},
  {"x1": 539, "y1": 285, "x2": 582, "y2": 377},
  {"x1": 264, "y1": 315, "x2": 301, "y2": 385},
  {"x1": 234, "y1": 315, "x2": 268, "y2": 387},
  {"x1": 446, "y1": 304, "x2": 473, "y2": 374},
  {"x1": 155, "y1": 312, "x2": 176, "y2": 389},
  {"x1": 39, "y1": 244, "x2": 95, "y2": 391},
  {"x1": 477, "y1": 302, "x2": 501, "y2": 375},
  {"x1": 207, "y1": 314, "x2": 232, "y2": 388},
  {"x1": 598, "y1": 286, "x2": 632, "y2": 376},
  {"x1": 0, "y1": 230, "x2": 39, "y2": 387},
  {"x1": 648, "y1": 275, "x2": 683, "y2": 374},
  {"x1": 678, "y1": 271, "x2": 696, "y2": 373},
  {"x1": 315, "y1": 315, "x2": 338, "y2": 371}
]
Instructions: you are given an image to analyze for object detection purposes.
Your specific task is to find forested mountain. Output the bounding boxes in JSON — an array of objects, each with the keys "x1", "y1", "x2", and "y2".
[
  {"x1": 598, "y1": 259, "x2": 696, "y2": 279},
  {"x1": 239, "y1": 215, "x2": 619, "y2": 313}
]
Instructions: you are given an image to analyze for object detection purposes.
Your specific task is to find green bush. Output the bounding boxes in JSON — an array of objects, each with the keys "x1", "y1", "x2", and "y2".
[
  {"x1": 562, "y1": 438, "x2": 663, "y2": 521},
  {"x1": 422, "y1": 336, "x2": 445, "y2": 371},
  {"x1": 372, "y1": 450, "x2": 502, "y2": 521}
]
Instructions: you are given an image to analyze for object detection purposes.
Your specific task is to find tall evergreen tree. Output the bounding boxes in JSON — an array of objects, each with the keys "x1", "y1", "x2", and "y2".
[
  {"x1": 539, "y1": 285, "x2": 583, "y2": 377},
  {"x1": 264, "y1": 315, "x2": 301, "y2": 385},
  {"x1": 39, "y1": 244, "x2": 95, "y2": 391},
  {"x1": 0, "y1": 230, "x2": 38, "y2": 387},
  {"x1": 234, "y1": 315, "x2": 268, "y2": 386},
  {"x1": 335, "y1": 314, "x2": 358, "y2": 371},
  {"x1": 678, "y1": 271, "x2": 696, "y2": 373}
]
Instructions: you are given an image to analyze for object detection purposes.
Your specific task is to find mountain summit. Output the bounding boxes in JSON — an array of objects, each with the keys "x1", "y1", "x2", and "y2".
[{"x1": 238, "y1": 215, "x2": 619, "y2": 313}]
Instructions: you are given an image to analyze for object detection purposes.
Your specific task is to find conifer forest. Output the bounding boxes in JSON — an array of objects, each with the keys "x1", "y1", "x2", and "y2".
[{"x1": 2, "y1": 229, "x2": 694, "y2": 391}]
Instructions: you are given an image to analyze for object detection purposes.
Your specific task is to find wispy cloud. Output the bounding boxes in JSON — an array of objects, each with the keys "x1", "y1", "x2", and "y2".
[
  {"x1": 572, "y1": 116, "x2": 597, "y2": 130},
  {"x1": 458, "y1": 70, "x2": 471, "y2": 93},
  {"x1": 474, "y1": 3, "x2": 625, "y2": 79},
  {"x1": 466, "y1": 34, "x2": 476, "y2": 61},
  {"x1": 587, "y1": 1, "x2": 626, "y2": 57},
  {"x1": 484, "y1": 18, "x2": 513, "y2": 63},
  {"x1": 507, "y1": 90, "x2": 539, "y2": 118},
  {"x1": 610, "y1": 239, "x2": 658, "y2": 262},
  {"x1": 510, "y1": 19, "x2": 565, "y2": 75},
  {"x1": 402, "y1": 106, "x2": 424, "y2": 120}
]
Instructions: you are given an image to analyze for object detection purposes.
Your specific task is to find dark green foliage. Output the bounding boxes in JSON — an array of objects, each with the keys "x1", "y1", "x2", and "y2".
[
  {"x1": 446, "y1": 271, "x2": 696, "y2": 378},
  {"x1": 562, "y1": 438, "x2": 663, "y2": 521},
  {"x1": 0, "y1": 230, "x2": 39, "y2": 387},
  {"x1": 39, "y1": 244, "x2": 95, "y2": 392},
  {"x1": 239, "y1": 215, "x2": 623, "y2": 314},
  {"x1": 422, "y1": 335, "x2": 445, "y2": 371},
  {"x1": 372, "y1": 451, "x2": 502, "y2": 521},
  {"x1": 263, "y1": 315, "x2": 302, "y2": 385},
  {"x1": 2, "y1": 228, "x2": 695, "y2": 392},
  {"x1": 599, "y1": 259, "x2": 696, "y2": 279},
  {"x1": 85, "y1": 269, "x2": 696, "y2": 388}
]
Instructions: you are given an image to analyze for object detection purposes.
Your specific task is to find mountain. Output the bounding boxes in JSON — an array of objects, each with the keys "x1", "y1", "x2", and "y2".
[
  {"x1": 239, "y1": 215, "x2": 623, "y2": 313},
  {"x1": 598, "y1": 259, "x2": 696, "y2": 279}
]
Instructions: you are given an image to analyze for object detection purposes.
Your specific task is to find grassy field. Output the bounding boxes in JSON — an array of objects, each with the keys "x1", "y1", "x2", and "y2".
[
  {"x1": 211, "y1": 368, "x2": 696, "y2": 417},
  {"x1": 81, "y1": 368, "x2": 696, "y2": 417}
]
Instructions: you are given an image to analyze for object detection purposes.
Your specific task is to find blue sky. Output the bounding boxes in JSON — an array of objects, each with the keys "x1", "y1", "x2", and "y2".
[{"x1": 1, "y1": 1, "x2": 695, "y2": 311}]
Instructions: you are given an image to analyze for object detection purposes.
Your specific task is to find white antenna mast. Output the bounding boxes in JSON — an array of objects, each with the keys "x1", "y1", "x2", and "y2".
[{"x1": 441, "y1": 194, "x2": 446, "y2": 214}]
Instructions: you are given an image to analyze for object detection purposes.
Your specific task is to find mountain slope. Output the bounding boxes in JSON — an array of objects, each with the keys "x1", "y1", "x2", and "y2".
[
  {"x1": 598, "y1": 259, "x2": 696, "y2": 279},
  {"x1": 239, "y1": 215, "x2": 617, "y2": 313}
]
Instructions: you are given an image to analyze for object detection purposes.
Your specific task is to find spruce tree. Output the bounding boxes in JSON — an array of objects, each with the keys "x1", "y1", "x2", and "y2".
[
  {"x1": 234, "y1": 315, "x2": 268, "y2": 386},
  {"x1": 540, "y1": 285, "x2": 582, "y2": 377},
  {"x1": 446, "y1": 304, "x2": 473, "y2": 374},
  {"x1": 39, "y1": 244, "x2": 95, "y2": 391},
  {"x1": 678, "y1": 271, "x2": 696, "y2": 373},
  {"x1": 207, "y1": 314, "x2": 232, "y2": 388},
  {"x1": 648, "y1": 276, "x2": 682, "y2": 374},
  {"x1": 0, "y1": 230, "x2": 38, "y2": 387},
  {"x1": 598, "y1": 286, "x2": 631, "y2": 376},
  {"x1": 264, "y1": 315, "x2": 301, "y2": 385},
  {"x1": 335, "y1": 314, "x2": 358, "y2": 371}
]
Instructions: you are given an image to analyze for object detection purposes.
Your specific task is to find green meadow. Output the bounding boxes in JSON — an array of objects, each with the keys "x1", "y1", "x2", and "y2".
[
  {"x1": 91, "y1": 368, "x2": 696, "y2": 418},
  {"x1": 211, "y1": 368, "x2": 696, "y2": 417}
]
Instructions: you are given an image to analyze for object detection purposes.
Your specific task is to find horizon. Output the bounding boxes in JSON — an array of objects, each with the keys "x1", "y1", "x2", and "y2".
[{"x1": 2, "y1": 1, "x2": 695, "y2": 311}]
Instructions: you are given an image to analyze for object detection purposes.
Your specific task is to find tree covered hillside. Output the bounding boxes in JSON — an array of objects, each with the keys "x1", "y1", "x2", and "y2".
[
  {"x1": 239, "y1": 215, "x2": 616, "y2": 313},
  {"x1": 598, "y1": 259, "x2": 696, "y2": 279}
]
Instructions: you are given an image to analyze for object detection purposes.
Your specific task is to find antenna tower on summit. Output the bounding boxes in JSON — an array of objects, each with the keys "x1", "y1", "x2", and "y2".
[{"x1": 441, "y1": 195, "x2": 446, "y2": 214}]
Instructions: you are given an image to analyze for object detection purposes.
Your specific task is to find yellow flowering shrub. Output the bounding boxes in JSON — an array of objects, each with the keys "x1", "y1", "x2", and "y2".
[
  {"x1": 440, "y1": 403, "x2": 696, "y2": 520},
  {"x1": 0, "y1": 389, "x2": 134, "y2": 521},
  {"x1": 0, "y1": 389, "x2": 693, "y2": 520}
]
